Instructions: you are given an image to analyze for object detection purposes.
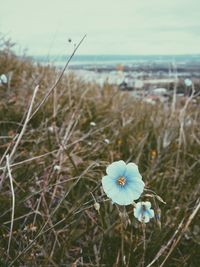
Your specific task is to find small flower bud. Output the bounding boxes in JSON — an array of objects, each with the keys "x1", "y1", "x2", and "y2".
[
  {"x1": 184, "y1": 78, "x2": 192, "y2": 86},
  {"x1": 94, "y1": 202, "x2": 100, "y2": 212},
  {"x1": 54, "y1": 165, "x2": 61, "y2": 171},
  {"x1": 0, "y1": 74, "x2": 8, "y2": 84},
  {"x1": 104, "y1": 138, "x2": 110, "y2": 144},
  {"x1": 90, "y1": 122, "x2": 96, "y2": 127},
  {"x1": 48, "y1": 126, "x2": 54, "y2": 133}
]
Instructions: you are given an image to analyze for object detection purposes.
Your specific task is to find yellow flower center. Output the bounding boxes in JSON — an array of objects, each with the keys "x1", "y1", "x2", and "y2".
[{"x1": 117, "y1": 176, "x2": 126, "y2": 186}]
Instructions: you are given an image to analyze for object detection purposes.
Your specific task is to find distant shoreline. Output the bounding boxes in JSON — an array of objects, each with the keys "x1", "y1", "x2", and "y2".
[{"x1": 32, "y1": 54, "x2": 200, "y2": 78}]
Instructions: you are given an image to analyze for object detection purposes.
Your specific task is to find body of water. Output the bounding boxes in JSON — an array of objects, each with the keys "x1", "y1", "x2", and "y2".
[
  {"x1": 33, "y1": 54, "x2": 200, "y2": 87},
  {"x1": 34, "y1": 54, "x2": 200, "y2": 68}
]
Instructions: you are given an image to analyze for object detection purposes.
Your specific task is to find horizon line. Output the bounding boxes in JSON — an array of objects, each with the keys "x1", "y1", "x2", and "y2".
[{"x1": 30, "y1": 53, "x2": 200, "y2": 57}]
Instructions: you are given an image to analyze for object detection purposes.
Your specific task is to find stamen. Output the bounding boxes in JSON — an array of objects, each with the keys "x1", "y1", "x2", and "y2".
[{"x1": 117, "y1": 176, "x2": 126, "y2": 186}]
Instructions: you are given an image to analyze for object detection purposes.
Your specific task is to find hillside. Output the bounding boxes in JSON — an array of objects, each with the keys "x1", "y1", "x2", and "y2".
[{"x1": 0, "y1": 40, "x2": 200, "y2": 267}]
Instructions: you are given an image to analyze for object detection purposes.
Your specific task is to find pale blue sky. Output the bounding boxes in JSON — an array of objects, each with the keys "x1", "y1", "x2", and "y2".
[{"x1": 0, "y1": 0, "x2": 200, "y2": 55}]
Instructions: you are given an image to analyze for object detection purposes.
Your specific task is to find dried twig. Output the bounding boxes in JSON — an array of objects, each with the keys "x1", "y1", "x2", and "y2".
[
  {"x1": 6, "y1": 155, "x2": 15, "y2": 256},
  {"x1": 29, "y1": 34, "x2": 86, "y2": 120},
  {"x1": 9, "y1": 85, "x2": 39, "y2": 161}
]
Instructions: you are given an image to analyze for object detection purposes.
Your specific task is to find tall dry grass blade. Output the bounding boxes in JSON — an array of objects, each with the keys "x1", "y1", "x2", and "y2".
[
  {"x1": 29, "y1": 35, "x2": 86, "y2": 120},
  {"x1": 6, "y1": 154, "x2": 15, "y2": 256},
  {"x1": 9, "y1": 84, "x2": 39, "y2": 161}
]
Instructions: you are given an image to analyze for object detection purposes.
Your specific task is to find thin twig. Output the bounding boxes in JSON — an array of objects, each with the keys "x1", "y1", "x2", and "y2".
[
  {"x1": 9, "y1": 85, "x2": 39, "y2": 161},
  {"x1": 6, "y1": 154, "x2": 15, "y2": 256},
  {"x1": 142, "y1": 223, "x2": 146, "y2": 267},
  {"x1": 29, "y1": 34, "x2": 86, "y2": 120},
  {"x1": 174, "y1": 84, "x2": 195, "y2": 179}
]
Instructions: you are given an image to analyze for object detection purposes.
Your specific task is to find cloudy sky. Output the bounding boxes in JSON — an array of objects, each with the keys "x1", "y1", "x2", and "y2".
[{"x1": 0, "y1": 0, "x2": 200, "y2": 55}]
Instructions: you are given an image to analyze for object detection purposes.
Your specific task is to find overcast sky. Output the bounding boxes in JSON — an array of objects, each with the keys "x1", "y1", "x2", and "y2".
[{"x1": 1, "y1": 0, "x2": 200, "y2": 55}]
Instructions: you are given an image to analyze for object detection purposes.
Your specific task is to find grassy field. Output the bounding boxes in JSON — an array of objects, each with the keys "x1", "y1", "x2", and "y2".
[{"x1": 0, "y1": 38, "x2": 200, "y2": 267}]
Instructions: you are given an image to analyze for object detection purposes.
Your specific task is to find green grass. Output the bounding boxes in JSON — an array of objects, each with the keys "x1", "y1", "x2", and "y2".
[{"x1": 0, "y1": 39, "x2": 200, "y2": 267}]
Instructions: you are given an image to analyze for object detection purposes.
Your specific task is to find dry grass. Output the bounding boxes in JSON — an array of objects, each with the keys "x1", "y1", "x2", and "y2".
[{"x1": 0, "y1": 37, "x2": 200, "y2": 267}]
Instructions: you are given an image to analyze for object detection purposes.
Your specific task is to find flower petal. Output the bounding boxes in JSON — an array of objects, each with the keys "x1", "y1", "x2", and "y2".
[
  {"x1": 137, "y1": 213, "x2": 150, "y2": 223},
  {"x1": 147, "y1": 209, "x2": 154, "y2": 218},
  {"x1": 127, "y1": 179, "x2": 145, "y2": 199},
  {"x1": 102, "y1": 175, "x2": 116, "y2": 194},
  {"x1": 106, "y1": 160, "x2": 126, "y2": 178},
  {"x1": 144, "y1": 215, "x2": 150, "y2": 223},
  {"x1": 134, "y1": 206, "x2": 142, "y2": 218},
  {"x1": 135, "y1": 202, "x2": 143, "y2": 208},
  {"x1": 145, "y1": 201, "x2": 151, "y2": 209},
  {"x1": 125, "y1": 163, "x2": 142, "y2": 180},
  {"x1": 129, "y1": 179, "x2": 145, "y2": 190},
  {"x1": 107, "y1": 186, "x2": 134, "y2": 205}
]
